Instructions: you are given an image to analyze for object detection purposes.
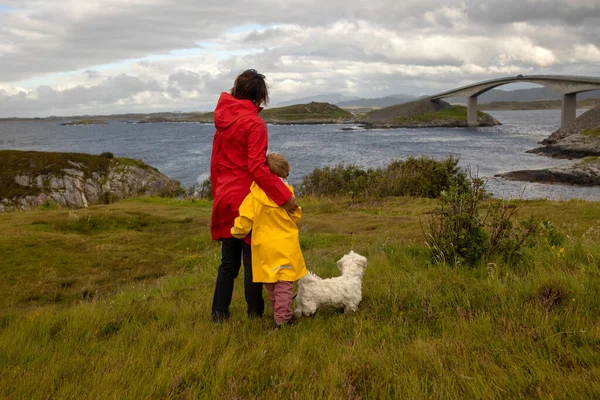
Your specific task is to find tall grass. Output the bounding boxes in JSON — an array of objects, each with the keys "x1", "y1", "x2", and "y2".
[{"x1": 1, "y1": 197, "x2": 600, "y2": 398}]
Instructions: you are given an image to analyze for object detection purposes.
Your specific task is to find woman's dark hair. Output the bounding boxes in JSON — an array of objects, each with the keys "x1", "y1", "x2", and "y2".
[{"x1": 230, "y1": 69, "x2": 270, "y2": 106}]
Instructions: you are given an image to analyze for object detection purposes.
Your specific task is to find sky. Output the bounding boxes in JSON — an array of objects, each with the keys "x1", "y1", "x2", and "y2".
[{"x1": 0, "y1": 0, "x2": 599, "y2": 117}]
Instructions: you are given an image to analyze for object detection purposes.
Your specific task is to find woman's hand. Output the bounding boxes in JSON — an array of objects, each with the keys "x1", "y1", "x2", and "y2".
[{"x1": 281, "y1": 195, "x2": 298, "y2": 214}]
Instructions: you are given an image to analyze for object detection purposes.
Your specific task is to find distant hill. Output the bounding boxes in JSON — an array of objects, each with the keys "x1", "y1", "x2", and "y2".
[
  {"x1": 275, "y1": 94, "x2": 361, "y2": 107},
  {"x1": 480, "y1": 98, "x2": 600, "y2": 111},
  {"x1": 446, "y1": 88, "x2": 600, "y2": 104},
  {"x1": 275, "y1": 93, "x2": 416, "y2": 108},
  {"x1": 337, "y1": 94, "x2": 416, "y2": 107},
  {"x1": 260, "y1": 102, "x2": 354, "y2": 123}
]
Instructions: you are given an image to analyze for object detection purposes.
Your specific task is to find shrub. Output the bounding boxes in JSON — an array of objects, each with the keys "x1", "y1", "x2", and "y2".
[
  {"x1": 424, "y1": 179, "x2": 489, "y2": 266},
  {"x1": 300, "y1": 156, "x2": 468, "y2": 198},
  {"x1": 423, "y1": 178, "x2": 551, "y2": 266},
  {"x1": 300, "y1": 164, "x2": 370, "y2": 198},
  {"x1": 99, "y1": 152, "x2": 114, "y2": 159},
  {"x1": 196, "y1": 177, "x2": 213, "y2": 199}
]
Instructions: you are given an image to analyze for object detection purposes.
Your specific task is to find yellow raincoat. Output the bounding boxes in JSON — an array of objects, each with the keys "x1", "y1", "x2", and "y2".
[{"x1": 231, "y1": 181, "x2": 307, "y2": 283}]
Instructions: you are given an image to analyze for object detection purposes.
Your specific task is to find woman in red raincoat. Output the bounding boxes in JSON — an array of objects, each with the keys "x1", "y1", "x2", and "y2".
[{"x1": 210, "y1": 69, "x2": 297, "y2": 322}]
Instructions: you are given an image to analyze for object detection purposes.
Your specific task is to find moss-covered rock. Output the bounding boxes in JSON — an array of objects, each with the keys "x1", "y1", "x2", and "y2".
[{"x1": 0, "y1": 150, "x2": 183, "y2": 212}]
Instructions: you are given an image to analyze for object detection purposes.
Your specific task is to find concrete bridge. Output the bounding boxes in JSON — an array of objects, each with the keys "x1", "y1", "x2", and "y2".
[{"x1": 429, "y1": 75, "x2": 600, "y2": 127}]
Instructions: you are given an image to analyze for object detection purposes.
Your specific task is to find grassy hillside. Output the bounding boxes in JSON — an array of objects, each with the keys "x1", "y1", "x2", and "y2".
[
  {"x1": 1, "y1": 197, "x2": 600, "y2": 398},
  {"x1": 260, "y1": 102, "x2": 354, "y2": 122}
]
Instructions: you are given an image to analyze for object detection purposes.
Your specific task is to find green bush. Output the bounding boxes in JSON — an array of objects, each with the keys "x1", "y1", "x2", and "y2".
[
  {"x1": 300, "y1": 156, "x2": 468, "y2": 198},
  {"x1": 423, "y1": 178, "x2": 556, "y2": 266},
  {"x1": 99, "y1": 152, "x2": 114, "y2": 159},
  {"x1": 424, "y1": 180, "x2": 489, "y2": 266}
]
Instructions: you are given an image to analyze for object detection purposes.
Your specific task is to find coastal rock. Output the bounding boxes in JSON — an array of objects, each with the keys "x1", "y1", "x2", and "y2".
[
  {"x1": 528, "y1": 104, "x2": 600, "y2": 160},
  {"x1": 543, "y1": 104, "x2": 600, "y2": 144},
  {"x1": 496, "y1": 157, "x2": 600, "y2": 186},
  {"x1": 0, "y1": 150, "x2": 182, "y2": 213},
  {"x1": 502, "y1": 105, "x2": 600, "y2": 186}
]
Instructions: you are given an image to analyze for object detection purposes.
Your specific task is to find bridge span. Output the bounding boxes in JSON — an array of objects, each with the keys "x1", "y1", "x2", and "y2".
[{"x1": 429, "y1": 75, "x2": 600, "y2": 127}]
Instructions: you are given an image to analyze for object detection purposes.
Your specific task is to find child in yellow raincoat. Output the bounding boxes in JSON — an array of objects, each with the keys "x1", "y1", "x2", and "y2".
[{"x1": 231, "y1": 152, "x2": 307, "y2": 328}]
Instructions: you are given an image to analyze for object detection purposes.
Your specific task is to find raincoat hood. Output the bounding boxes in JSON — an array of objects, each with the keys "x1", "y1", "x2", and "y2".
[
  {"x1": 214, "y1": 92, "x2": 263, "y2": 131},
  {"x1": 249, "y1": 180, "x2": 289, "y2": 207}
]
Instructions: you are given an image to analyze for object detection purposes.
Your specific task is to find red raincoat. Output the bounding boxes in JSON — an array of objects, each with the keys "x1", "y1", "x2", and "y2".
[{"x1": 210, "y1": 92, "x2": 292, "y2": 241}]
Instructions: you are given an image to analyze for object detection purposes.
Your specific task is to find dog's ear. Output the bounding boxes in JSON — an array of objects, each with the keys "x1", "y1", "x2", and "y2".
[{"x1": 336, "y1": 258, "x2": 345, "y2": 273}]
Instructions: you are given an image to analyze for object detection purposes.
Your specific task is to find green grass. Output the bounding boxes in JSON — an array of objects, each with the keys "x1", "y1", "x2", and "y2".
[
  {"x1": 582, "y1": 127, "x2": 600, "y2": 137},
  {"x1": 1, "y1": 197, "x2": 600, "y2": 398},
  {"x1": 582, "y1": 156, "x2": 599, "y2": 163}
]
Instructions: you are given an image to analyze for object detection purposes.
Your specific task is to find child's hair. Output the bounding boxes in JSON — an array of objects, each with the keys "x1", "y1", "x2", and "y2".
[{"x1": 266, "y1": 152, "x2": 290, "y2": 179}]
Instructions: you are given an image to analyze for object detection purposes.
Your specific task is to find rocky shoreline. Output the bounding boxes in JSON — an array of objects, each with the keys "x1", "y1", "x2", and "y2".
[
  {"x1": 496, "y1": 104, "x2": 600, "y2": 188},
  {"x1": 497, "y1": 157, "x2": 600, "y2": 186}
]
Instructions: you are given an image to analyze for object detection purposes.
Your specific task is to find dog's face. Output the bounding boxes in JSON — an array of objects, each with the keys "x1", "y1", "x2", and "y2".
[{"x1": 336, "y1": 251, "x2": 367, "y2": 276}]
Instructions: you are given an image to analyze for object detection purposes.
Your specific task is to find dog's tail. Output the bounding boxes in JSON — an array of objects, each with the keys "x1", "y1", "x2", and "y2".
[
  {"x1": 301, "y1": 270, "x2": 322, "y2": 283},
  {"x1": 293, "y1": 271, "x2": 321, "y2": 300}
]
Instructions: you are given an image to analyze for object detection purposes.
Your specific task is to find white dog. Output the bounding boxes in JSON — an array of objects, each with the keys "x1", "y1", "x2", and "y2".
[{"x1": 294, "y1": 251, "x2": 367, "y2": 316}]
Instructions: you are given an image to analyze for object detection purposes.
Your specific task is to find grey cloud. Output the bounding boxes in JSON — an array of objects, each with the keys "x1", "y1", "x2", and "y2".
[
  {"x1": 84, "y1": 70, "x2": 102, "y2": 79},
  {"x1": 1, "y1": 0, "x2": 600, "y2": 117},
  {"x1": 466, "y1": 0, "x2": 600, "y2": 25},
  {"x1": 243, "y1": 28, "x2": 291, "y2": 44},
  {"x1": 168, "y1": 70, "x2": 202, "y2": 89},
  {"x1": 4, "y1": 0, "x2": 597, "y2": 83},
  {"x1": 0, "y1": 74, "x2": 166, "y2": 116}
]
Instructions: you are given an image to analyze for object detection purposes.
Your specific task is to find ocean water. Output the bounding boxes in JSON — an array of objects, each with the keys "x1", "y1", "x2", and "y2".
[{"x1": 1, "y1": 109, "x2": 598, "y2": 201}]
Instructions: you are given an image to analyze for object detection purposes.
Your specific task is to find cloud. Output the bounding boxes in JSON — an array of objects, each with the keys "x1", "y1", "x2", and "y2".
[{"x1": 0, "y1": 0, "x2": 599, "y2": 116}]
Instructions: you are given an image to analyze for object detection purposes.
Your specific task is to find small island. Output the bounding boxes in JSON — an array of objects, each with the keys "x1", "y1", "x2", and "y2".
[
  {"x1": 260, "y1": 102, "x2": 354, "y2": 124},
  {"x1": 60, "y1": 119, "x2": 108, "y2": 126},
  {"x1": 361, "y1": 98, "x2": 500, "y2": 128}
]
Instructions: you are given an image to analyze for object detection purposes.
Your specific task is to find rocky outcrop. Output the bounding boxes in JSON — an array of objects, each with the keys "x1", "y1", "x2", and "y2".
[
  {"x1": 543, "y1": 105, "x2": 600, "y2": 144},
  {"x1": 527, "y1": 105, "x2": 600, "y2": 159},
  {"x1": 362, "y1": 99, "x2": 501, "y2": 128},
  {"x1": 0, "y1": 150, "x2": 182, "y2": 212},
  {"x1": 496, "y1": 157, "x2": 600, "y2": 186},
  {"x1": 506, "y1": 104, "x2": 600, "y2": 186},
  {"x1": 527, "y1": 134, "x2": 600, "y2": 159}
]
